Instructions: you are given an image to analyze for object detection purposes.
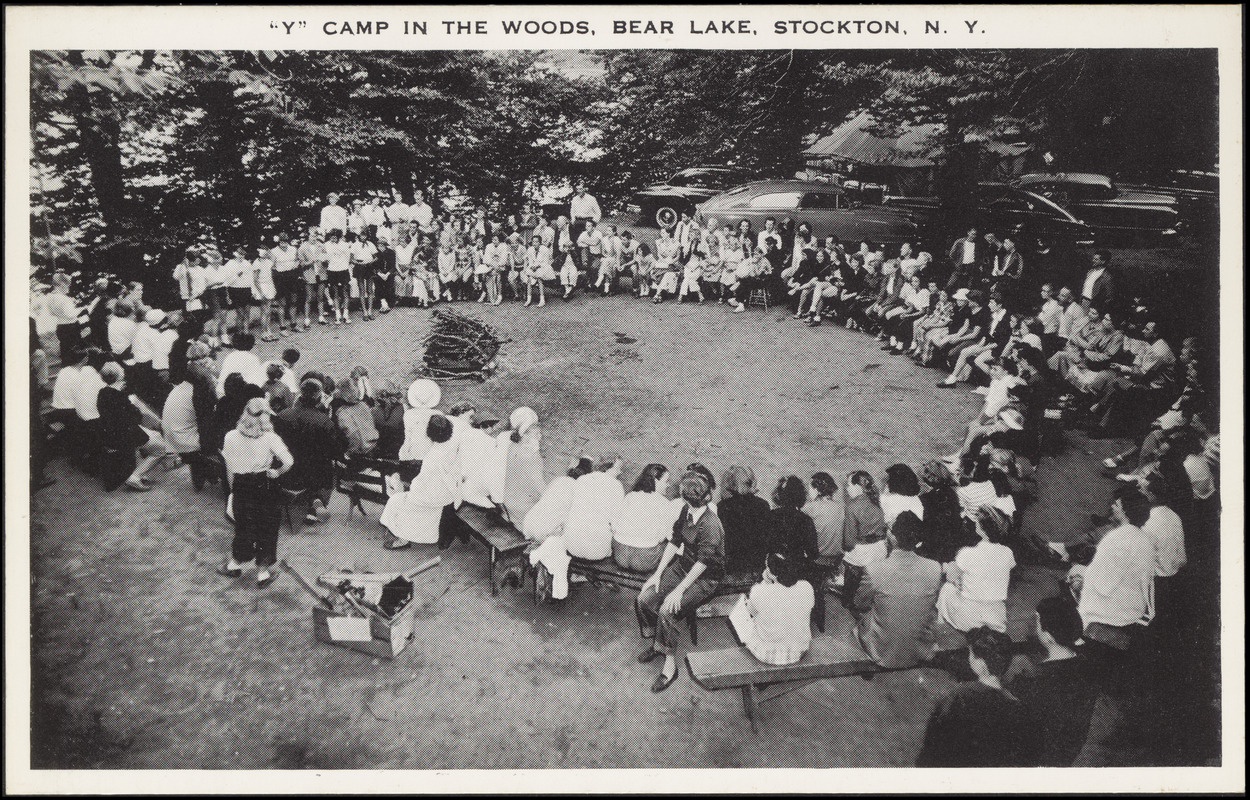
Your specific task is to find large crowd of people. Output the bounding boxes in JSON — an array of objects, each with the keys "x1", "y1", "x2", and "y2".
[{"x1": 28, "y1": 186, "x2": 1222, "y2": 767}]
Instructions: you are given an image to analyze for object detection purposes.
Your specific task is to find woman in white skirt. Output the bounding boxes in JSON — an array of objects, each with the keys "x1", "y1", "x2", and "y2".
[
  {"x1": 936, "y1": 505, "x2": 1016, "y2": 633},
  {"x1": 380, "y1": 414, "x2": 460, "y2": 548}
]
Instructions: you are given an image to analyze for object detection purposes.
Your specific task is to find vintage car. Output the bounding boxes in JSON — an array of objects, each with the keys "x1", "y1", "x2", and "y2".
[
  {"x1": 627, "y1": 166, "x2": 754, "y2": 228},
  {"x1": 884, "y1": 182, "x2": 1097, "y2": 250},
  {"x1": 694, "y1": 180, "x2": 921, "y2": 245},
  {"x1": 1014, "y1": 172, "x2": 1182, "y2": 240}
]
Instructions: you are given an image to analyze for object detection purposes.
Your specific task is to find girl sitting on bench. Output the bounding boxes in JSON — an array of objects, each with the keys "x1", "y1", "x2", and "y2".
[{"x1": 739, "y1": 551, "x2": 816, "y2": 666}]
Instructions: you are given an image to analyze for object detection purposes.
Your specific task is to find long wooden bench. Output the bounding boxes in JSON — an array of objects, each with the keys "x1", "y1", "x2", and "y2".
[
  {"x1": 687, "y1": 628, "x2": 1014, "y2": 733},
  {"x1": 450, "y1": 504, "x2": 529, "y2": 596}
]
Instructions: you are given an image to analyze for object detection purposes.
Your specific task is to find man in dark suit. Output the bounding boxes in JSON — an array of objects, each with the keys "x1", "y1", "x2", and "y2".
[
  {"x1": 1080, "y1": 250, "x2": 1115, "y2": 313},
  {"x1": 853, "y1": 512, "x2": 943, "y2": 668}
]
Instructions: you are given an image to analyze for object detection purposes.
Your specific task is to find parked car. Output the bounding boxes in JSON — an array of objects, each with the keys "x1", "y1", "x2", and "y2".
[
  {"x1": 884, "y1": 182, "x2": 1097, "y2": 250},
  {"x1": 695, "y1": 180, "x2": 921, "y2": 245},
  {"x1": 628, "y1": 166, "x2": 753, "y2": 228},
  {"x1": 1119, "y1": 168, "x2": 1219, "y2": 234},
  {"x1": 1013, "y1": 172, "x2": 1182, "y2": 241}
]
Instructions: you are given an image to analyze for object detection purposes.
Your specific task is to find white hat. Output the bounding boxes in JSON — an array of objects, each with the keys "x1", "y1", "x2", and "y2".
[
  {"x1": 407, "y1": 379, "x2": 441, "y2": 410},
  {"x1": 509, "y1": 406, "x2": 539, "y2": 435},
  {"x1": 953, "y1": 288, "x2": 970, "y2": 301},
  {"x1": 145, "y1": 309, "x2": 166, "y2": 326}
]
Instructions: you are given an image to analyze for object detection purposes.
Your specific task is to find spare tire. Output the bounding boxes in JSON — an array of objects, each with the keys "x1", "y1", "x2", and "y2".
[{"x1": 654, "y1": 205, "x2": 680, "y2": 228}]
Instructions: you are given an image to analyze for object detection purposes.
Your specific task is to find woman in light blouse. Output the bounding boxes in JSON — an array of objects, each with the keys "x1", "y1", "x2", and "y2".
[
  {"x1": 216, "y1": 397, "x2": 294, "y2": 589},
  {"x1": 936, "y1": 505, "x2": 1016, "y2": 633}
]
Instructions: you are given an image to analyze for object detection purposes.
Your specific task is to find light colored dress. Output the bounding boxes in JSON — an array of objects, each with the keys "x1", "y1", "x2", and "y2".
[
  {"x1": 522, "y1": 476, "x2": 578, "y2": 542},
  {"x1": 562, "y1": 472, "x2": 626, "y2": 560},
  {"x1": 379, "y1": 439, "x2": 461, "y2": 544}
]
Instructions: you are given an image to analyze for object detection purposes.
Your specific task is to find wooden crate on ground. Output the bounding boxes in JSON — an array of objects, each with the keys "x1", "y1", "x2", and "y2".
[{"x1": 312, "y1": 601, "x2": 420, "y2": 659}]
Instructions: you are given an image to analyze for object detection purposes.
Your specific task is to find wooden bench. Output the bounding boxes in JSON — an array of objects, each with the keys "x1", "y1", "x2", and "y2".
[
  {"x1": 336, "y1": 456, "x2": 404, "y2": 519},
  {"x1": 687, "y1": 628, "x2": 1013, "y2": 733},
  {"x1": 449, "y1": 504, "x2": 529, "y2": 596}
]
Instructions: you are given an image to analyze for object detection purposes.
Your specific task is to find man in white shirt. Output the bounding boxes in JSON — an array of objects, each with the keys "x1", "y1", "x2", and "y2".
[
  {"x1": 1055, "y1": 286, "x2": 1087, "y2": 346},
  {"x1": 322, "y1": 230, "x2": 353, "y2": 324},
  {"x1": 107, "y1": 302, "x2": 138, "y2": 357},
  {"x1": 386, "y1": 191, "x2": 410, "y2": 229},
  {"x1": 298, "y1": 228, "x2": 328, "y2": 328},
  {"x1": 757, "y1": 217, "x2": 783, "y2": 254},
  {"x1": 674, "y1": 211, "x2": 696, "y2": 263},
  {"x1": 1068, "y1": 488, "x2": 1154, "y2": 642},
  {"x1": 362, "y1": 196, "x2": 386, "y2": 238},
  {"x1": 319, "y1": 192, "x2": 347, "y2": 235},
  {"x1": 72, "y1": 350, "x2": 107, "y2": 423},
  {"x1": 410, "y1": 190, "x2": 434, "y2": 234},
  {"x1": 49, "y1": 348, "x2": 86, "y2": 427},
  {"x1": 569, "y1": 183, "x2": 602, "y2": 227}
]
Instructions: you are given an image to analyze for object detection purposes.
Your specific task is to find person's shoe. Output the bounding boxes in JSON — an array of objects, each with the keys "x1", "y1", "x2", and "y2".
[
  {"x1": 216, "y1": 563, "x2": 242, "y2": 579},
  {"x1": 524, "y1": 299, "x2": 532, "y2": 307},
  {"x1": 125, "y1": 478, "x2": 152, "y2": 492},
  {"x1": 652, "y1": 296, "x2": 662, "y2": 304},
  {"x1": 256, "y1": 570, "x2": 279, "y2": 589},
  {"x1": 732, "y1": 304, "x2": 746, "y2": 313},
  {"x1": 537, "y1": 299, "x2": 546, "y2": 307},
  {"x1": 384, "y1": 538, "x2": 412, "y2": 550},
  {"x1": 304, "y1": 513, "x2": 320, "y2": 524},
  {"x1": 311, "y1": 499, "x2": 330, "y2": 522},
  {"x1": 806, "y1": 317, "x2": 821, "y2": 327},
  {"x1": 334, "y1": 317, "x2": 342, "y2": 326},
  {"x1": 318, "y1": 315, "x2": 328, "y2": 325},
  {"x1": 1116, "y1": 473, "x2": 1140, "y2": 483},
  {"x1": 380, "y1": 300, "x2": 390, "y2": 312},
  {"x1": 650, "y1": 671, "x2": 678, "y2": 693},
  {"x1": 936, "y1": 381, "x2": 957, "y2": 388},
  {"x1": 636, "y1": 645, "x2": 664, "y2": 664},
  {"x1": 344, "y1": 315, "x2": 352, "y2": 324},
  {"x1": 1102, "y1": 457, "x2": 1122, "y2": 470}
]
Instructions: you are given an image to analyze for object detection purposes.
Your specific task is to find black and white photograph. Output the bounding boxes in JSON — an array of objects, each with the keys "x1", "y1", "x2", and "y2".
[{"x1": 7, "y1": 5, "x2": 1242, "y2": 794}]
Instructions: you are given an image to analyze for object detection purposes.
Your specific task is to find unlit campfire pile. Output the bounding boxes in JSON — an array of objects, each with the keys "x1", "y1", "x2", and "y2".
[
  {"x1": 280, "y1": 557, "x2": 440, "y2": 622},
  {"x1": 420, "y1": 308, "x2": 505, "y2": 381}
]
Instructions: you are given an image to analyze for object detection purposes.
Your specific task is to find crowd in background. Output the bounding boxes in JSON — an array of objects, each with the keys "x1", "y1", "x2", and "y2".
[{"x1": 28, "y1": 181, "x2": 1222, "y2": 767}]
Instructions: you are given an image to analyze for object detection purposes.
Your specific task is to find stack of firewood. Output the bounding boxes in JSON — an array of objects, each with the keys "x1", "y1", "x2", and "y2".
[{"x1": 420, "y1": 308, "x2": 504, "y2": 381}]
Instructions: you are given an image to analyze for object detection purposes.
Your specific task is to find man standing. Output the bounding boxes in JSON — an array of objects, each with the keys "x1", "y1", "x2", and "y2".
[
  {"x1": 853, "y1": 512, "x2": 943, "y2": 669},
  {"x1": 385, "y1": 191, "x2": 410, "y2": 237},
  {"x1": 410, "y1": 189, "x2": 435, "y2": 236},
  {"x1": 172, "y1": 247, "x2": 208, "y2": 325},
  {"x1": 362, "y1": 196, "x2": 386, "y2": 241},
  {"x1": 319, "y1": 192, "x2": 347, "y2": 236},
  {"x1": 1080, "y1": 250, "x2": 1115, "y2": 313},
  {"x1": 916, "y1": 626, "x2": 1036, "y2": 767},
  {"x1": 297, "y1": 228, "x2": 328, "y2": 328},
  {"x1": 1007, "y1": 595, "x2": 1100, "y2": 767},
  {"x1": 945, "y1": 226, "x2": 982, "y2": 292},
  {"x1": 674, "y1": 210, "x2": 696, "y2": 264},
  {"x1": 569, "y1": 182, "x2": 602, "y2": 228}
]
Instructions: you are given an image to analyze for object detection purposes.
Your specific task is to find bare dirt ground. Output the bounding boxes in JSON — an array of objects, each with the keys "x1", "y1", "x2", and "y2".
[{"x1": 28, "y1": 236, "x2": 1221, "y2": 770}]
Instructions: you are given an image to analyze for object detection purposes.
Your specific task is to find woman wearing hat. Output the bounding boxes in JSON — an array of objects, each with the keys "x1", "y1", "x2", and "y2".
[
  {"x1": 217, "y1": 397, "x2": 294, "y2": 588},
  {"x1": 635, "y1": 469, "x2": 725, "y2": 693},
  {"x1": 491, "y1": 407, "x2": 546, "y2": 526}
]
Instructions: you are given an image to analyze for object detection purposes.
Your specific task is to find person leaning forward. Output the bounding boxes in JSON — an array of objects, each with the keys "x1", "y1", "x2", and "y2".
[{"x1": 635, "y1": 470, "x2": 725, "y2": 693}]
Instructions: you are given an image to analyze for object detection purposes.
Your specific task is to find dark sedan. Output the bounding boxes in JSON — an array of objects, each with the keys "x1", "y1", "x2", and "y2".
[
  {"x1": 884, "y1": 182, "x2": 1097, "y2": 250},
  {"x1": 1014, "y1": 172, "x2": 1182, "y2": 241},
  {"x1": 695, "y1": 180, "x2": 921, "y2": 246},
  {"x1": 627, "y1": 167, "x2": 753, "y2": 228}
]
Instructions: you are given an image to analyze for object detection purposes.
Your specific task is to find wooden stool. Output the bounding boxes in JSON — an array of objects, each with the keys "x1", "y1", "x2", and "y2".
[{"x1": 747, "y1": 288, "x2": 771, "y2": 310}]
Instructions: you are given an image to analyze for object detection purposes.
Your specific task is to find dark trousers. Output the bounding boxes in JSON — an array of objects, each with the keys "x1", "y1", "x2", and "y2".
[
  {"x1": 635, "y1": 560, "x2": 719, "y2": 654},
  {"x1": 375, "y1": 273, "x2": 396, "y2": 307},
  {"x1": 231, "y1": 472, "x2": 282, "y2": 568}
]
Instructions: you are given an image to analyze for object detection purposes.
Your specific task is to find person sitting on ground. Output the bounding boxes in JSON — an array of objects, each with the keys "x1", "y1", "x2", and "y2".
[
  {"x1": 917, "y1": 460, "x2": 975, "y2": 565},
  {"x1": 334, "y1": 377, "x2": 378, "y2": 460},
  {"x1": 263, "y1": 363, "x2": 294, "y2": 414},
  {"x1": 522, "y1": 457, "x2": 593, "y2": 543},
  {"x1": 97, "y1": 361, "x2": 168, "y2": 491},
  {"x1": 739, "y1": 551, "x2": 816, "y2": 666},
  {"x1": 635, "y1": 470, "x2": 725, "y2": 692},
  {"x1": 611, "y1": 464, "x2": 682, "y2": 574},
  {"x1": 1066, "y1": 488, "x2": 1155, "y2": 653},
  {"x1": 719, "y1": 465, "x2": 773, "y2": 576},
  {"x1": 562, "y1": 454, "x2": 626, "y2": 561},
  {"x1": 840, "y1": 470, "x2": 887, "y2": 607},
  {"x1": 215, "y1": 332, "x2": 265, "y2": 396},
  {"x1": 274, "y1": 378, "x2": 345, "y2": 525},
  {"x1": 854, "y1": 511, "x2": 943, "y2": 669},
  {"x1": 880, "y1": 463, "x2": 925, "y2": 528},
  {"x1": 916, "y1": 626, "x2": 1036, "y2": 767},
  {"x1": 951, "y1": 360, "x2": 1026, "y2": 457},
  {"x1": 1006, "y1": 595, "x2": 1100, "y2": 767},
  {"x1": 379, "y1": 413, "x2": 461, "y2": 549},
  {"x1": 937, "y1": 505, "x2": 1016, "y2": 633}
]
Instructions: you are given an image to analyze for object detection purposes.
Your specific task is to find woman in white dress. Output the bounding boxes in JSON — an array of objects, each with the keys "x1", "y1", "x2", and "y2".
[
  {"x1": 380, "y1": 414, "x2": 460, "y2": 549},
  {"x1": 522, "y1": 457, "x2": 593, "y2": 543}
]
